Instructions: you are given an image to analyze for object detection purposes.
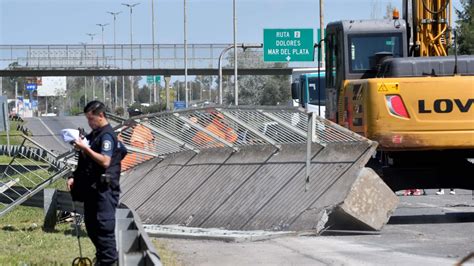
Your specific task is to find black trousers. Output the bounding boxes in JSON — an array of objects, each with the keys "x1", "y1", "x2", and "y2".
[{"x1": 84, "y1": 202, "x2": 118, "y2": 265}]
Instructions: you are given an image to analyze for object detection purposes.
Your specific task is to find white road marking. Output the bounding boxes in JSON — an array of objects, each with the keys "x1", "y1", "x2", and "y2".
[{"x1": 35, "y1": 117, "x2": 69, "y2": 150}]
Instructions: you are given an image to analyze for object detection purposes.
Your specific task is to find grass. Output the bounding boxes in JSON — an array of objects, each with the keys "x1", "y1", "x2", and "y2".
[
  {"x1": 0, "y1": 121, "x2": 26, "y2": 146},
  {"x1": 0, "y1": 155, "x2": 30, "y2": 165},
  {"x1": 0, "y1": 122, "x2": 95, "y2": 264},
  {"x1": 0, "y1": 205, "x2": 95, "y2": 265},
  {"x1": 152, "y1": 238, "x2": 183, "y2": 266},
  {"x1": 0, "y1": 167, "x2": 87, "y2": 265},
  {"x1": 0, "y1": 155, "x2": 51, "y2": 166},
  {"x1": 2, "y1": 168, "x2": 67, "y2": 190}
]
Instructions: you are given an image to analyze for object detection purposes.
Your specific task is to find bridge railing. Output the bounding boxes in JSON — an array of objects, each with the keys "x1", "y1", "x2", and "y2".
[
  {"x1": 0, "y1": 43, "x2": 317, "y2": 70},
  {"x1": 0, "y1": 44, "x2": 264, "y2": 70},
  {"x1": 107, "y1": 106, "x2": 367, "y2": 171}
]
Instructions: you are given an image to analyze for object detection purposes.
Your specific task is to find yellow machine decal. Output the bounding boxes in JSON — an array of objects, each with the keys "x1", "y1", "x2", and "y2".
[{"x1": 377, "y1": 82, "x2": 400, "y2": 94}]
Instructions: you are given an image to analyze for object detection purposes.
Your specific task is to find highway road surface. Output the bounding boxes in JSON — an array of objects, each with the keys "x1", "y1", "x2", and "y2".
[
  {"x1": 155, "y1": 189, "x2": 474, "y2": 266},
  {"x1": 24, "y1": 115, "x2": 91, "y2": 155}
]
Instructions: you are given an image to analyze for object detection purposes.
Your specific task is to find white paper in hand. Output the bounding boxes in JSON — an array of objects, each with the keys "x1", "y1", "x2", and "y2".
[{"x1": 61, "y1": 129, "x2": 89, "y2": 146}]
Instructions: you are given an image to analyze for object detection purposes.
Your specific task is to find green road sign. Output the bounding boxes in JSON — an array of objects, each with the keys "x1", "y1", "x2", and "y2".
[
  {"x1": 147, "y1": 75, "x2": 161, "y2": 84},
  {"x1": 264, "y1": 28, "x2": 314, "y2": 62}
]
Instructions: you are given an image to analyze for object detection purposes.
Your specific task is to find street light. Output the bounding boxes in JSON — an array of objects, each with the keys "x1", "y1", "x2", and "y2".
[
  {"x1": 184, "y1": 0, "x2": 188, "y2": 108},
  {"x1": 319, "y1": 0, "x2": 325, "y2": 68},
  {"x1": 79, "y1": 41, "x2": 88, "y2": 106},
  {"x1": 218, "y1": 43, "x2": 262, "y2": 105},
  {"x1": 86, "y1": 33, "x2": 96, "y2": 100},
  {"x1": 107, "y1": 11, "x2": 122, "y2": 110},
  {"x1": 151, "y1": 0, "x2": 157, "y2": 105},
  {"x1": 96, "y1": 23, "x2": 109, "y2": 103},
  {"x1": 96, "y1": 23, "x2": 109, "y2": 45},
  {"x1": 86, "y1": 33, "x2": 96, "y2": 43},
  {"x1": 233, "y1": 0, "x2": 238, "y2": 105},
  {"x1": 122, "y1": 2, "x2": 140, "y2": 105}
]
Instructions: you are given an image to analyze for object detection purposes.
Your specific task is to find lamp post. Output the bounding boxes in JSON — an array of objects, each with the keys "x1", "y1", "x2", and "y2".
[
  {"x1": 218, "y1": 43, "x2": 261, "y2": 105},
  {"x1": 79, "y1": 41, "x2": 88, "y2": 106},
  {"x1": 151, "y1": 0, "x2": 157, "y2": 105},
  {"x1": 184, "y1": 0, "x2": 188, "y2": 108},
  {"x1": 233, "y1": 0, "x2": 238, "y2": 105},
  {"x1": 122, "y1": 2, "x2": 140, "y2": 105},
  {"x1": 107, "y1": 11, "x2": 121, "y2": 110},
  {"x1": 96, "y1": 23, "x2": 109, "y2": 103},
  {"x1": 319, "y1": 0, "x2": 325, "y2": 68},
  {"x1": 86, "y1": 33, "x2": 96, "y2": 100}
]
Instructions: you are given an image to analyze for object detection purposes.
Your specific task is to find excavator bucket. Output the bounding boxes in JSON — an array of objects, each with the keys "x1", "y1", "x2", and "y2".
[{"x1": 119, "y1": 106, "x2": 398, "y2": 232}]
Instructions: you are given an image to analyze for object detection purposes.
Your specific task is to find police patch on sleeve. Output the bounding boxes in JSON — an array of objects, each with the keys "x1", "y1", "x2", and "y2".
[{"x1": 102, "y1": 140, "x2": 112, "y2": 151}]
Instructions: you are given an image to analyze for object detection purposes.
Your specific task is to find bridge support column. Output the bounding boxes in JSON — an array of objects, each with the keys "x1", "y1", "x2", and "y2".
[{"x1": 165, "y1": 75, "x2": 171, "y2": 111}]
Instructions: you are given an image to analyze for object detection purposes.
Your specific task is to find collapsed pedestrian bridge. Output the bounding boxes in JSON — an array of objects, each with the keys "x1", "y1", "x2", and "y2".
[{"x1": 116, "y1": 106, "x2": 398, "y2": 232}]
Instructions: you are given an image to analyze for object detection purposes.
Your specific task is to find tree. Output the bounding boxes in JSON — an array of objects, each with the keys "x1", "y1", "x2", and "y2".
[
  {"x1": 195, "y1": 75, "x2": 214, "y2": 102},
  {"x1": 456, "y1": 0, "x2": 474, "y2": 55},
  {"x1": 224, "y1": 49, "x2": 291, "y2": 106},
  {"x1": 137, "y1": 85, "x2": 151, "y2": 104}
]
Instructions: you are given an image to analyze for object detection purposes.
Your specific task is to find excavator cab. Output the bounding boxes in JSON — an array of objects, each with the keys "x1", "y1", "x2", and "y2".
[{"x1": 324, "y1": 20, "x2": 407, "y2": 122}]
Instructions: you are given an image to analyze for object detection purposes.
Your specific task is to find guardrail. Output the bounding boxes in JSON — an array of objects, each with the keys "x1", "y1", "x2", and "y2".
[{"x1": 116, "y1": 205, "x2": 162, "y2": 266}]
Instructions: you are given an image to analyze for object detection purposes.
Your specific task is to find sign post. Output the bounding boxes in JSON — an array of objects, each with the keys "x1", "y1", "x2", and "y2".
[{"x1": 264, "y1": 29, "x2": 314, "y2": 62}]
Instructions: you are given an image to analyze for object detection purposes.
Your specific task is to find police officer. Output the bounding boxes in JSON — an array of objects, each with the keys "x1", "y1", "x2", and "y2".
[{"x1": 67, "y1": 101, "x2": 125, "y2": 266}]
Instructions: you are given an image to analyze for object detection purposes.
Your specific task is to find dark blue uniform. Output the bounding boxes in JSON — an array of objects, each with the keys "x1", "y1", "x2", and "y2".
[{"x1": 72, "y1": 124, "x2": 124, "y2": 265}]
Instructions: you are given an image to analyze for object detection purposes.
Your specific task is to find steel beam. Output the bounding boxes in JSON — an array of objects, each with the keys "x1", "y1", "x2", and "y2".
[
  {"x1": 142, "y1": 122, "x2": 200, "y2": 154},
  {"x1": 217, "y1": 109, "x2": 281, "y2": 150},
  {"x1": 174, "y1": 113, "x2": 239, "y2": 152},
  {"x1": 258, "y1": 110, "x2": 308, "y2": 138},
  {"x1": 0, "y1": 68, "x2": 293, "y2": 77}
]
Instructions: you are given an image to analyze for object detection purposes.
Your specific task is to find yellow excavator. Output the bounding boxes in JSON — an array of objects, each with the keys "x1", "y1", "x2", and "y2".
[{"x1": 324, "y1": 0, "x2": 474, "y2": 190}]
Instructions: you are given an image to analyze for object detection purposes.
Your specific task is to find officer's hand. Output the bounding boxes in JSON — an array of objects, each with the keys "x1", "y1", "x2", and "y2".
[
  {"x1": 67, "y1": 178, "x2": 74, "y2": 191},
  {"x1": 74, "y1": 138, "x2": 88, "y2": 151}
]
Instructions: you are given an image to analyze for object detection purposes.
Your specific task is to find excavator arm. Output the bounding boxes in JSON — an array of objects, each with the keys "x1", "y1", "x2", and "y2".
[{"x1": 404, "y1": 0, "x2": 451, "y2": 56}]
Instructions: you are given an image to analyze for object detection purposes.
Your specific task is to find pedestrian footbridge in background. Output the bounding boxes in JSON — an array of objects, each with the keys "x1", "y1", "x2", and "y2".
[{"x1": 0, "y1": 43, "x2": 309, "y2": 77}]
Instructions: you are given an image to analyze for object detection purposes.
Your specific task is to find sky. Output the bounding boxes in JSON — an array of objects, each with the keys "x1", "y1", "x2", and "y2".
[{"x1": 0, "y1": 0, "x2": 463, "y2": 45}]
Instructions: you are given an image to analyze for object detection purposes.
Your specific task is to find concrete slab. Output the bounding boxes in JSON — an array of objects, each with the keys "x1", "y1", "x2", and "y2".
[
  {"x1": 144, "y1": 224, "x2": 296, "y2": 243},
  {"x1": 328, "y1": 167, "x2": 399, "y2": 231}
]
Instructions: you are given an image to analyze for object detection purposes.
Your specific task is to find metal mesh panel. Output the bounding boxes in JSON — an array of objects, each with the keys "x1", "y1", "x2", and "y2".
[
  {"x1": 113, "y1": 106, "x2": 369, "y2": 171},
  {"x1": 263, "y1": 109, "x2": 365, "y2": 144},
  {"x1": 313, "y1": 115, "x2": 366, "y2": 143},
  {"x1": 225, "y1": 109, "x2": 306, "y2": 144},
  {"x1": 147, "y1": 114, "x2": 221, "y2": 150},
  {"x1": 0, "y1": 137, "x2": 70, "y2": 218},
  {"x1": 117, "y1": 125, "x2": 157, "y2": 172}
]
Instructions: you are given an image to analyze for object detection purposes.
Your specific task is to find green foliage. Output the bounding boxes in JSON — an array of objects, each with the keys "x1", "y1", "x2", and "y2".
[
  {"x1": 138, "y1": 85, "x2": 152, "y2": 104},
  {"x1": 115, "y1": 106, "x2": 124, "y2": 116},
  {"x1": 143, "y1": 104, "x2": 165, "y2": 114},
  {"x1": 224, "y1": 49, "x2": 291, "y2": 106},
  {"x1": 456, "y1": 0, "x2": 474, "y2": 55},
  {"x1": 0, "y1": 121, "x2": 26, "y2": 145},
  {"x1": 70, "y1": 106, "x2": 83, "y2": 116}
]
